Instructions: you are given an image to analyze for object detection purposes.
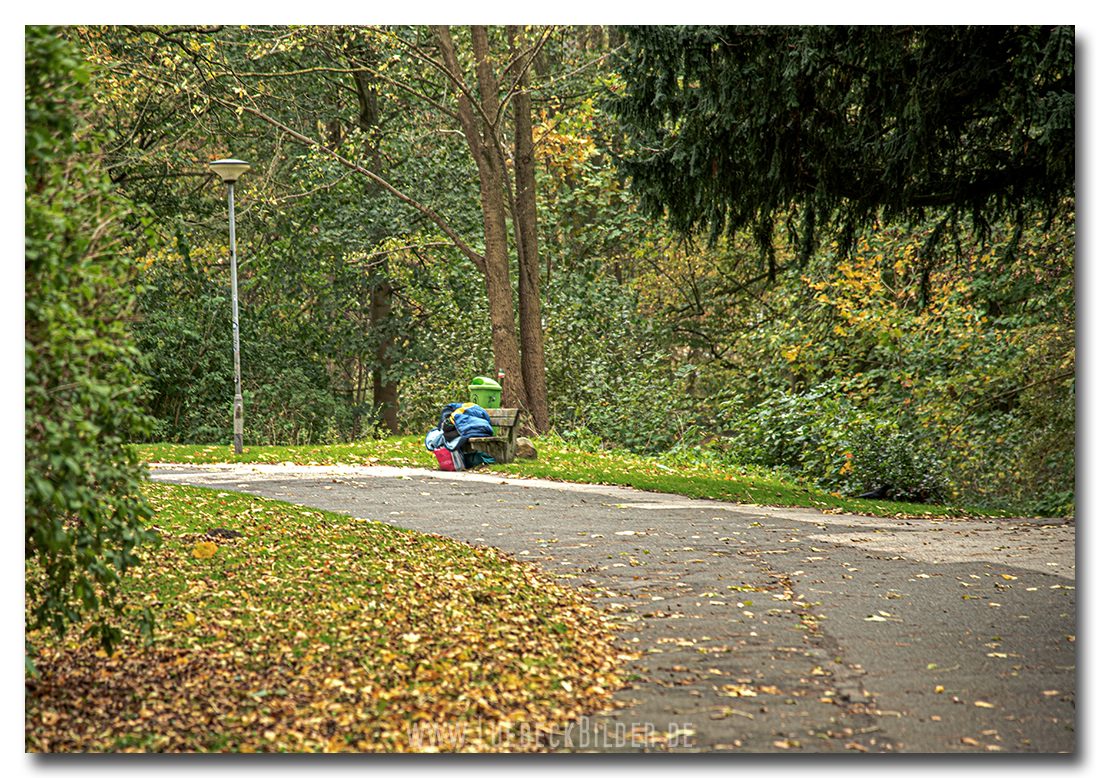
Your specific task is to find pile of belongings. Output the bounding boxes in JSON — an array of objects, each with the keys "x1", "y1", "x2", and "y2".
[{"x1": 424, "y1": 402, "x2": 496, "y2": 471}]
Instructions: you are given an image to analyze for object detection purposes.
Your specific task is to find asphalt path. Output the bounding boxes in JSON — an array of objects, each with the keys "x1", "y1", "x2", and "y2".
[{"x1": 150, "y1": 463, "x2": 1076, "y2": 753}]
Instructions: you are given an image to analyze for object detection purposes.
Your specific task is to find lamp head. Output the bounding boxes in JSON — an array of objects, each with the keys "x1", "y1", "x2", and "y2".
[{"x1": 209, "y1": 158, "x2": 251, "y2": 184}]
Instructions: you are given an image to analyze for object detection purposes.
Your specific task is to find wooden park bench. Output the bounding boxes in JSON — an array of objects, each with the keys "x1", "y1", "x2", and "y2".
[{"x1": 467, "y1": 408, "x2": 522, "y2": 464}]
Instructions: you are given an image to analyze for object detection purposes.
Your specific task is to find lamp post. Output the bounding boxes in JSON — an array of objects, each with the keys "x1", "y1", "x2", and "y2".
[{"x1": 209, "y1": 158, "x2": 251, "y2": 454}]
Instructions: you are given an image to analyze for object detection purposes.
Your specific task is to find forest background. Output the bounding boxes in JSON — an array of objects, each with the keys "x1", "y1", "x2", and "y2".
[{"x1": 28, "y1": 24, "x2": 1076, "y2": 525}]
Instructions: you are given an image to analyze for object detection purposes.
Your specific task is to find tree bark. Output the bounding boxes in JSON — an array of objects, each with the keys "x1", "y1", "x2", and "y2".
[
  {"x1": 435, "y1": 25, "x2": 528, "y2": 409},
  {"x1": 369, "y1": 270, "x2": 400, "y2": 433},
  {"x1": 353, "y1": 63, "x2": 400, "y2": 434},
  {"x1": 509, "y1": 25, "x2": 550, "y2": 432}
]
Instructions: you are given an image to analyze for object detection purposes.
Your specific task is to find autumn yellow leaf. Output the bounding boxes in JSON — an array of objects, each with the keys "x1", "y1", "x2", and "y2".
[
  {"x1": 718, "y1": 684, "x2": 757, "y2": 697},
  {"x1": 192, "y1": 541, "x2": 217, "y2": 559}
]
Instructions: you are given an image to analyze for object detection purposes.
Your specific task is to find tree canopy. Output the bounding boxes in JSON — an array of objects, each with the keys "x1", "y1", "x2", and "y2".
[{"x1": 610, "y1": 25, "x2": 1075, "y2": 268}]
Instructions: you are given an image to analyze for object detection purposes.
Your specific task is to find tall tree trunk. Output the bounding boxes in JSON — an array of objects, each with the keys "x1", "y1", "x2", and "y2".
[
  {"x1": 435, "y1": 25, "x2": 528, "y2": 409},
  {"x1": 477, "y1": 151, "x2": 526, "y2": 408},
  {"x1": 509, "y1": 25, "x2": 550, "y2": 432},
  {"x1": 353, "y1": 66, "x2": 400, "y2": 433},
  {"x1": 369, "y1": 270, "x2": 400, "y2": 433}
]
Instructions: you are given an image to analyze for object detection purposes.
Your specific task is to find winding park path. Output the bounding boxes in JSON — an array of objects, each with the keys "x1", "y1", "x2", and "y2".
[{"x1": 150, "y1": 463, "x2": 1075, "y2": 753}]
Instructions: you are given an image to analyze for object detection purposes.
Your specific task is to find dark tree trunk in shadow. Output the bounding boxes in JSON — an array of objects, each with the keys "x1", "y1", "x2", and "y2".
[
  {"x1": 369, "y1": 270, "x2": 400, "y2": 433},
  {"x1": 353, "y1": 65, "x2": 399, "y2": 434},
  {"x1": 509, "y1": 25, "x2": 550, "y2": 432}
]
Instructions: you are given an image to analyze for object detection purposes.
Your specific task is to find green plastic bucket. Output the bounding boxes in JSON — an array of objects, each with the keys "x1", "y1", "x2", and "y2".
[{"x1": 468, "y1": 376, "x2": 502, "y2": 408}]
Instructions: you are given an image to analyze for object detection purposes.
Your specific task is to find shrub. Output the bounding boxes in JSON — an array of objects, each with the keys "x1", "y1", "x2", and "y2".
[
  {"x1": 723, "y1": 381, "x2": 948, "y2": 503},
  {"x1": 542, "y1": 274, "x2": 696, "y2": 453},
  {"x1": 25, "y1": 27, "x2": 158, "y2": 658}
]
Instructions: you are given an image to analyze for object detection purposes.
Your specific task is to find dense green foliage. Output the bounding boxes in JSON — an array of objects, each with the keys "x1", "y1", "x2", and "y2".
[
  {"x1": 722, "y1": 380, "x2": 949, "y2": 503},
  {"x1": 621, "y1": 212, "x2": 1074, "y2": 514},
  {"x1": 610, "y1": 26, "x2": 1075, "y2": 263},
  {"x1": 133, "y1": 249, "x2": 357, "y2": 443},
  {"x1": 25, "y1": 27, "x2": 159, "y2": 656},
  {"x1": 131, "y1": 235, "x2": 496, "y2": 444},
  {"x1": 51, "y1": 25, "x2": 1074, "y2": 517},
  {"x1": 82, "y1": 25, "x2": 497, "y2": 444}
]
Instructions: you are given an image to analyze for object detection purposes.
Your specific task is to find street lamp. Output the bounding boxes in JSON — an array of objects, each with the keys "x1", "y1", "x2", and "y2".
[{"x1": 209, "y1": 157, "x2": 251, "y2": 454}]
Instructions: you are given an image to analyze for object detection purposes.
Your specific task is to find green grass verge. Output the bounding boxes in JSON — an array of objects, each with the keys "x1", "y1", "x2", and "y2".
[
  {"x1": 134, "y1": 436, "x2": 1005, "y2": 519},
  {"x1": 26, "y1": 482, "x2": 623, "y2": 752},
  {"x1": 136, "y1": 437, "x2": 428, "y2": 467},
  {"x1": 487, "y1": 439, "x2": 1004, "y2": 518}
]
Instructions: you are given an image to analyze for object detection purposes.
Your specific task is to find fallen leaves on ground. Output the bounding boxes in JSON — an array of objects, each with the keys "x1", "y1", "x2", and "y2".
[{"x1": 26, "y1": 483, "x2": 624, "y2": 752}]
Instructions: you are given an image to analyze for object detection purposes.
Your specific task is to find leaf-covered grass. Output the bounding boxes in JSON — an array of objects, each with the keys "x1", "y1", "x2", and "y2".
[
  {"x1": 25, "y1": 483, "x2": 624, "y2": 752},
  {"x1": 135, "y1": 436, "x2": 1007, "y2": 519}
]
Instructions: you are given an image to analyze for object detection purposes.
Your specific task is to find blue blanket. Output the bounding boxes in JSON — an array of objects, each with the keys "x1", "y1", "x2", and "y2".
[{"x1": 437, "y1": 402, "x2": 494, "y2": 450}]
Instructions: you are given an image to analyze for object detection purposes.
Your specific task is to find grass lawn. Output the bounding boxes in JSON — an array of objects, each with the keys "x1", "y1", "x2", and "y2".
[
  {"x1": 25, "y1": 483, "x2": 624, "y2": 752},
  {"x1": 136, "y1": 437, "x2": 429, "y2": 468},
  {"x1": 135, "y1": 436, "x2": 1005, "y2": 519}
]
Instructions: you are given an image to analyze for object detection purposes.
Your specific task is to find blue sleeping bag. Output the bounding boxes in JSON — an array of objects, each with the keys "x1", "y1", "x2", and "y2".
[{"x1": 438, "y1": 402, "x2": 494, "y2": 450}]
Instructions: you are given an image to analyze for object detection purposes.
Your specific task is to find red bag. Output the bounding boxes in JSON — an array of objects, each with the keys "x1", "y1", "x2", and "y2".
[
  {"x1": 433, "y1": 447, "x2": 464, "y2": 471},
  {"x1": 433, "y1": 447, "x2": 454, "y2": 470}
]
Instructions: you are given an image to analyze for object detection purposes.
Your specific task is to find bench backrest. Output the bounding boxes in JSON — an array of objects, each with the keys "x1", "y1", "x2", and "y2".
[{"x1": 485, "y1": 408, "x2": 520, "y2": 439}]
